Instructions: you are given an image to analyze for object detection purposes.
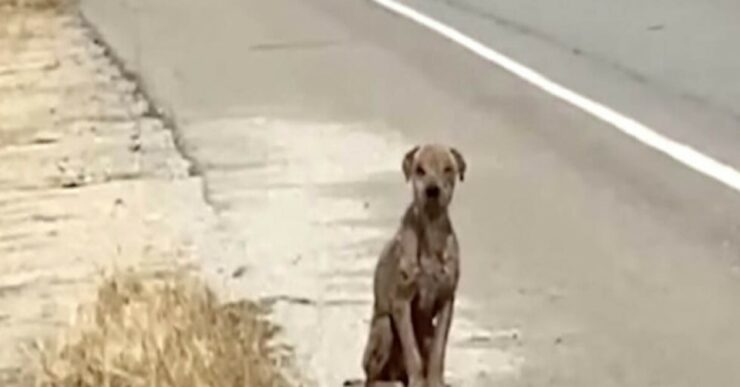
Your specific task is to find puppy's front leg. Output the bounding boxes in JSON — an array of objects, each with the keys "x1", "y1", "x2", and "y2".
[
  {"x1": 392, "y1": 298, "x2": 424, "y2": 387},
  {"x1": 427, "y1": 299, "x2": 454, "y2": 387},
  {"x1": 393, "y1": 247, "x2": 424, "y2": 387}
]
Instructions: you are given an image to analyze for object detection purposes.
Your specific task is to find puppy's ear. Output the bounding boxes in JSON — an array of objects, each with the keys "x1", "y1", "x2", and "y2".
[
  {"x1": 450, "y1": 147, "x2": 467, "y2": 182},
  {"x1": 402, "y1": 146, "x2": 420, "y2": 181}
]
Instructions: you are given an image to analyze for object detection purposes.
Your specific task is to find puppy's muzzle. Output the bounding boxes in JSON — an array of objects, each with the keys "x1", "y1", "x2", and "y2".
[{"x1": 425, "y1": 185, "x2": 441, "y2": 199}]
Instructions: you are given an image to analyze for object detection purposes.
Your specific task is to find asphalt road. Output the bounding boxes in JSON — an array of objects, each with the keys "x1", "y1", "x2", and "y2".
[{"x1": 80, "y1": 0, "x2": 740, "y2": 386}]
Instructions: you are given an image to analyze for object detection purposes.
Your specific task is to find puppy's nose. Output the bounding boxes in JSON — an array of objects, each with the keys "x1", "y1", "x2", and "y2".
[{"x1": 425, "y1": 185, "x2": 440, "y2": 199}]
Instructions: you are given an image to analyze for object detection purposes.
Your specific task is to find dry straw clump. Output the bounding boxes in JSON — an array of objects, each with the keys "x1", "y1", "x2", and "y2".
[{"x1": 36, "y1": 271, "x2": 290, "y2": 387}]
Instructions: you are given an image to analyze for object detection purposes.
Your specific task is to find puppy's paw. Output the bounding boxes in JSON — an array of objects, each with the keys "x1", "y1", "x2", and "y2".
[
  {"x1": 426, "y1": 378, "x2": 449, "y2": 387},
  {"x1": 408, "y1": 378, "x2": 427, "y2": 387}
]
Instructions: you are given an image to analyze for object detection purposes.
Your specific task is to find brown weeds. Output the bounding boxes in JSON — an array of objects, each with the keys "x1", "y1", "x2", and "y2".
[{"x1": 36, "y1": 271, "x2": 290, "y2": 387}]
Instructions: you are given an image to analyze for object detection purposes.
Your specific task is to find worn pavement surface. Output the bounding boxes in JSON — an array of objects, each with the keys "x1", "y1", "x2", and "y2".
[{"x1": 79, "y1": 0, "x2": 740, "y2": 386}]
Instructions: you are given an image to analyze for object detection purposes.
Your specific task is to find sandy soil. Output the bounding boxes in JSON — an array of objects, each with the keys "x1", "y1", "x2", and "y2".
[{"x1": 0, "y1": 5, "x2": 216, "y2": 385}]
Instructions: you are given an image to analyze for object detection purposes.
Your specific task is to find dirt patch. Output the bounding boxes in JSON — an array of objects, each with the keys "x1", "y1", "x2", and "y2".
[{"x1": 35, "y1": 271, "x2": 290, "y2": 387}]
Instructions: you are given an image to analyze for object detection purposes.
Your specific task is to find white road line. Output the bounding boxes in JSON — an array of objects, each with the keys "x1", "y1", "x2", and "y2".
[{"x1": 370, "y1": 0, "x2": 740, "y2": 193}]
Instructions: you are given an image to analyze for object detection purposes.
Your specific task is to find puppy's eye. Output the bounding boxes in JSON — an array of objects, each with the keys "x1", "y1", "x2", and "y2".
[
  {"x1": 415, "y1": 166, "x2": 426, "y2": 176},
  {"x1": 444, "y1": 166, "x2": 454, "y2": 174}
]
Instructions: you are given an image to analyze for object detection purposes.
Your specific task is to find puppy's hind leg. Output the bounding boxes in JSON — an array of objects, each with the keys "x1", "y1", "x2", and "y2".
[{"x1": 362, "y1": 314, "x2": 394, "y2": 385}]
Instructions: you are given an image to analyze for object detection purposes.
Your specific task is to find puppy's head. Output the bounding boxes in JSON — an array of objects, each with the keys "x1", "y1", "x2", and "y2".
[{"x1": 402, "y1": 144, "x2": 466, "y2": 212}]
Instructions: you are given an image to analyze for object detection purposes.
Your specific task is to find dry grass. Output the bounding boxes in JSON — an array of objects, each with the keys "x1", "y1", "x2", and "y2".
[
  {"x1": 35, "y1": 271, "x2": 291, "y2": 387},
  {"x1": 0, "y1": 0, "x2": 70, "y2": 9},
  {"x1": 0, "y1": 0, "x2": 71, "y2": 43}
]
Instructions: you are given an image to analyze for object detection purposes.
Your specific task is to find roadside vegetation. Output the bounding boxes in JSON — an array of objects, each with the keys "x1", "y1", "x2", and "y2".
[{"x1": 35, "y1": 270, "x2": 291, "y2": 387}]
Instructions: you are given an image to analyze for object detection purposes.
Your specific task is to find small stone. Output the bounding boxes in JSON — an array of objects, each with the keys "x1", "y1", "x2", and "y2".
[
  {"x1": 232, "y1": 266, "x2": 248, "y2": 278},
  {"x1": 60, "y1": 179, "x2": 82, "y2": 189},
  {"x1": 43, "y1": 59, "x2": 60, "y2": 71},
  {"x1": 32, "y1": 131, "x2": 61, "y2": 144},
  {"x1": 467, "y1": 331, "x2": 493, "y2": 343}
]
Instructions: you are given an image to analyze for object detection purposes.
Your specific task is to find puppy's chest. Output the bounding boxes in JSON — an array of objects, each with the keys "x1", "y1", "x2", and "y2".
[{"x1": 415, "y1": 253, "x2": 457, "y2": 313}]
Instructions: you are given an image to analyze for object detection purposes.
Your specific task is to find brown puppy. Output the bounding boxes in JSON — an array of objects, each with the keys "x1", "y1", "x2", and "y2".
[{"x1": 361, "y1": 144, "x2": 466, "y2": 387}]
